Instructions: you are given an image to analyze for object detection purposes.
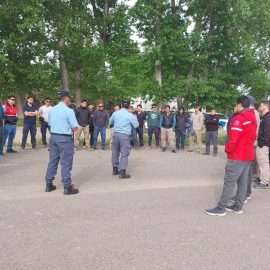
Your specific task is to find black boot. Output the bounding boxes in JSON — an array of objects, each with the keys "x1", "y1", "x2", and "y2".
[
  {"x1": 64, "y1": 185, "x2": 79, "y2": 195},
  {"x1": 113, "y1": 167, "x2": 119, "y2": 175},
  {"x1": 45, "y1": 183, "x2": 56, "y2": 192},
  {"x1": 119, "y1": 170, "x2": 131, "y2": 179}
]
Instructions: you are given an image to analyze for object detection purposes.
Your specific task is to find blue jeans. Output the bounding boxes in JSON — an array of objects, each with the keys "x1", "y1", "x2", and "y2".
[
  {"x1": 93, "y1": 127, "x2": 106, "y2": 149},
  {"x1": 4, "y1": 124, "x2": 16, "y2": 151},
  {"x1": 0, "y1": 126, "x2": 3, "y2": 154}
]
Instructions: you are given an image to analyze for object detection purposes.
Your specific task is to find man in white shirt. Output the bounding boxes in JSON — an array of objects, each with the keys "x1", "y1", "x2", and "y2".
[
  {"x1": 39, "y1": 98, "x2": 53, "y2": 146},
  {"x1": 189, "y1": 105, "x2": 204, "y2": 153}
]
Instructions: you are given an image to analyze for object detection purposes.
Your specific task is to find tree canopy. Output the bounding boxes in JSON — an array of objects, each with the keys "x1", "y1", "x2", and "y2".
[{"x1": 0, "y1": 0, "x2": 269, "y2": 111}]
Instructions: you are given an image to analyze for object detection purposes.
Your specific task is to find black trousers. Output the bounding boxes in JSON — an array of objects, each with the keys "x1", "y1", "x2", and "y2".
[
  {"x1": 41, "y1": 121, "x2": 49, "y2": 145},
  {"x1": 136, "y1": 127, "x2": 144, "y2": 146},
  {"x1": 89, "y1": 126, "x2": 94, "y2": 147},
  {"x1": 21, "y1": 123, "x2": 37, "y2": 148},
  {"x1": 148, "y1": 127, "x2": 160, "y2": 146},
  {"x1": 175, "y1": 129, "x2": 186, "y2": 150}
]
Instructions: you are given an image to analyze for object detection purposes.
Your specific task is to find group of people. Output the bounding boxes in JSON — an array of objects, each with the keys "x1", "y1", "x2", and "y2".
[
  {"x1": 1, "y1": 92, "x2": 270, "y2": 215},
  {"x1": 0, "y1": 94, "x2": 221, "y2": 157}
]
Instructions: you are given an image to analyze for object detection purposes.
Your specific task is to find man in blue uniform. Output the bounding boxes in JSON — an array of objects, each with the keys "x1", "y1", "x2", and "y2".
[
  {"x1": 45, "y1": 90, "x2": 79, "y2": 195},
  {"x1": 109, "y1": 100, "x2": 139, "y2": 179}
]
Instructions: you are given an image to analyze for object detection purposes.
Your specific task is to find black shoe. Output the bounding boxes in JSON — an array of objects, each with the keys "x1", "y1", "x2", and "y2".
[
  {"x1": 206, "y1": 206, "x2": 227, "y2": 216},
  {"x1": 253, "y1": 182, "x2": 269, "y2": 189},
  {"x1": 226, "y1": 205, "x2": 244, "y2": 215},
  {"x1": 64, "y1": 185, "x2": 79, "y2": 195},
  {"x1": 253, "y1": 177, "x2": 261, "y2": 184},
  {"x1": 119, "y1": 170, "x2": 131, "y2": 179},
  {"x1": 172, "y1": 149, "x2": 176, "y2": 153},
  {"x1": 162, "y1": 148, "x2": 166, "y2": 152},
  {"x1": 45, "y1": 184, "x2": 56, "y2": 192},
  {"x1": 113, "y1": 167, "x2": 119, "y2": 176},
  {"x1": 203, "y1": 152, "x2": 210, "y2": 155},
  {"x1": 7, "y1": 149, "x2": 17, "y2": 153}
]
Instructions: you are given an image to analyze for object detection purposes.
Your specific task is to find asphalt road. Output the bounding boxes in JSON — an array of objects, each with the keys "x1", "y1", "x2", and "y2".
[{"x1": 0, "y1": 147, "x2": 270, "y2": 270}]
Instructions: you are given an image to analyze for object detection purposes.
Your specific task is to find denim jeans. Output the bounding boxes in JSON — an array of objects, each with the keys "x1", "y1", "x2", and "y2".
[
  {"x1": 93, "y1": 126, "x2": 106, "y2": 149},
  {"x1": 148, "y1": 127, "x2": 160, "y2": 146},
  {"x1": 0, "y1": 125, "x2": 3, "y2": 154},
  {"x1": 3, "y1": 124, "x2": 16, "y2": 151}
]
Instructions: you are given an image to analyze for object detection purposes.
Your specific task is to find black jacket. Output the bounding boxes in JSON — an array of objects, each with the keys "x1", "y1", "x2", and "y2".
[
  {"x1": 205, "y1": 114, "x2": 219, "y2": 132},
  {"x1": 258, "y1": 111, "x2": 270, "y2": 147},
  {"x1": 175, "y1": 113, "x2": 189, "y2": 132},
  {"x1": 135, "y1": 111, "x2": 145, "y2": 128},
  {"x1": 93, "y1": 110, "x2": 109, "y2": 128},
  {"x1": 76, "y1": 107, "x2": 91, "y2": 127}
]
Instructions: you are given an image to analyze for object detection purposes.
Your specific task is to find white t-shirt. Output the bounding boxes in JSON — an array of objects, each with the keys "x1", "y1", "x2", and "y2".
[{"x1": 39, "y1": 105, "x2": 52, "y2": 122}]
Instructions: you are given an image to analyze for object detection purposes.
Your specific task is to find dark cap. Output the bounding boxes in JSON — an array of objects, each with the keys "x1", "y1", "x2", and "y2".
[
  {"x1": 247, "y1": 95, "x2": 256, "y2": 107},
  {"x1": 57, "y1": 90, "x2": 70, "y2": 99},
  {"x1": 121, "y1": 100, "x2": 130, "y2": 108}
]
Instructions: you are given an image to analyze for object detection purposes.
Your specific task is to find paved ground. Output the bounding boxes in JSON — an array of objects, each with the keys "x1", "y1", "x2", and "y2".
[{"x1": 1, "y1": 146, "x2": 270, "y2": 270}]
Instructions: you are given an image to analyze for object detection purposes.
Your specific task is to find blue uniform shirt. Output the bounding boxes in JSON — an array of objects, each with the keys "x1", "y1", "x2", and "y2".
[
  {"x1": 109, "y1": 108, "x2": 139, "y2": 135},
  {"x1": 48, "y1": 102, "x2": 79, "y2": 135}
]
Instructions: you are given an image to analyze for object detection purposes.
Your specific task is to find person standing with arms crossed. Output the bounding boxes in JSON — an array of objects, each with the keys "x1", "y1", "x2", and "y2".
[
  {"x1": 110, "y1": 100, "x2": 139, "y2": 179},
  {"x1": 21, "y1": 96, "x2": 38, "y2": 150},
  {"x1": 45, "y1": 90, "x2": 79, "y2": 195}
]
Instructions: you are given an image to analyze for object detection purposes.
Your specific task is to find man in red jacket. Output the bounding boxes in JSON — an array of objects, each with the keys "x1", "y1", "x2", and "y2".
[{"x1": 206, "y1": 96, "x2": 257, "y2": 216}]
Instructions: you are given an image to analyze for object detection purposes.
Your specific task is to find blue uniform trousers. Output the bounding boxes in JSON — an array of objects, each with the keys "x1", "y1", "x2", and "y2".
[
  {"x1": 46, "y1": 134, "x2": 74, "y2": 188},
  {"x1": 112, "y1": 132, "x2": 131, "y2": 170}
]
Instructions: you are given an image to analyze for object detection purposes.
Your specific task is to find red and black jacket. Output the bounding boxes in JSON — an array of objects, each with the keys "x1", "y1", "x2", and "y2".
[
  {"x1": 225, "y1": 109, "x2": 257, "y2": 161},
  {"x1": 3, "y1": 103, "x2": 18, "y2": 125}
]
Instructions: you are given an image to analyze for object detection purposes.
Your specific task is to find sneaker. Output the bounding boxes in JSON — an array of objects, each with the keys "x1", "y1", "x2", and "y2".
[
  {"x1": 206, "y1": 206, "x2": 227, "y2": 216},
  {"x1": 253, "y1": 183, "x2": 269, "y2": 189},
  {"x1": 244, "y1": 196, "x2": 251, "y2": 204},
  {"x1": 226, "y1": 205, "x2": 244, "y2": 214},
  {"x1": 64, "y1": 185, "x2": 79, "y2": 195}
]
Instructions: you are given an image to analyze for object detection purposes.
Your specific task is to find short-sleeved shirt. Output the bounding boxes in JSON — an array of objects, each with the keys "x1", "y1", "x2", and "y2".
[
  {"x1": 48, "y1": 102, "x2": 79, "y2": 135},
  {"x1": 23, "y1": 103, "x2": 38, "y2": 125},
  {"x1": 109, "y1": 108, "x2": 139, "y2": 135},
  {"x1": 39, "y1": 105, "x2": 52, "y2": 122}
]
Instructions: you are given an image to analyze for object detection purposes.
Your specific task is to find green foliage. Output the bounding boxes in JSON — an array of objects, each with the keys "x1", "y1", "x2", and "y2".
[{"x1": 0, "y1": 0, "x2": 269, "y2": 112}]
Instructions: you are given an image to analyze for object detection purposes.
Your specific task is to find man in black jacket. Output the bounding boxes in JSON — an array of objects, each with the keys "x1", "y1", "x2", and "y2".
[
  {"x1": 254, "y1": 100, "x2": 270, "y2": 189},
  {"x1": 135, "y1": 104, "x2": 145, "y2": 147},
  {"x1": 175, "y1": 107, "x2": 189, "y2": 150},
  {"x1": 204, "y1": 108, "x2": 219, "y2": 156},
  {"x1": 88, "y1": 104, "x2": 95, "y2": 148},
  {"x1": 75, "y1": 100, "x2": 91, "y2": 149},
  {"x1": 93, "y1": 103, "x2": 109, "y2": 150}
]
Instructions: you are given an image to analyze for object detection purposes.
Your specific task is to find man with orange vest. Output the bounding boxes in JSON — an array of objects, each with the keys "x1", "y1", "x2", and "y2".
[{"x1": 206, "y1": 96, "x2": 257, "y2": 216}]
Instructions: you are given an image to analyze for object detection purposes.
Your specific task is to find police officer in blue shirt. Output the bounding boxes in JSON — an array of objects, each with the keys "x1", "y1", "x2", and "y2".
[
  {"x1": 109, "y1": 100, "x2": 139, "y2": 179},
  {"x1": 45, "y1": 90, "x2": 79, "y2": 195}
]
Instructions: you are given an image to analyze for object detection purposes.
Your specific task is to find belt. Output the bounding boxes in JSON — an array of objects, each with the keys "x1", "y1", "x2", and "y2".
[{"x1": 50, "y1": 132, "x2": 72, "y2": 137}]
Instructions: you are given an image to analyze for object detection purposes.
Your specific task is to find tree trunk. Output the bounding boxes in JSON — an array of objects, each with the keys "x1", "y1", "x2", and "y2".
[
  {"x1": 59, "y1": 38, "x2": 69, "y2": 90},
  {"x1": 75, "y1": 69, "x2": 81, "y2": 106},
  {"x1": 154, "y1": 60, "x2": 162, "y2": 87},
  {"x1": 16, "y1": 92, "x2": 24, "y2": 117}
]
